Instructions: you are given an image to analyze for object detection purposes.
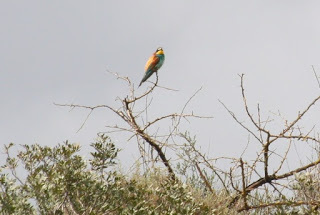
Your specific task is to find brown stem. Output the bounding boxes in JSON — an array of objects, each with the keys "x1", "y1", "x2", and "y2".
[{"x1": 124, "y1": 98, "x2": 176, "y2": 181}]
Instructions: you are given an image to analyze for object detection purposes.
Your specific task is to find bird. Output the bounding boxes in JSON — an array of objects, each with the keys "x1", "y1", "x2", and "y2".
[{"x1": 139, "y1": 47, "x2": 165, "y2": 87}]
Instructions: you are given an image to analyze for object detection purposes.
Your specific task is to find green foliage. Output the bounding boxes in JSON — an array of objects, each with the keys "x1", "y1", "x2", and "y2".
[
  {"x1": 90, "y1": 134, "x2": 120, "y2": 173},
  {"x1": 0, "y1": 174, "x2": 34, "y2": 214},
  {"x1": 176, "y1": 132, "x2": 216, "y2": 193},
  {"x1": 0, "y1": 135, "x2": 229, "y2": 214},
  {"x1": 116, "y1": 173, "x2": 211, "y2": 215},
  {"x1": 5, "y1": 133, "x2": 319, "y2": 214}
]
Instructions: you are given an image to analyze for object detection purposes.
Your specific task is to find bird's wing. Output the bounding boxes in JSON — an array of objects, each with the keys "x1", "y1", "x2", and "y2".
[{"x1": 144, "y1": 54, "x2": 160, "y2": 72}]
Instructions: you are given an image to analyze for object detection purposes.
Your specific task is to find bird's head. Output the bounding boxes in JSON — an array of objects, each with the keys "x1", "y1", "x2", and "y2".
[{"x1": 155, "y1": 47, "x2": 164, "y2": 55}]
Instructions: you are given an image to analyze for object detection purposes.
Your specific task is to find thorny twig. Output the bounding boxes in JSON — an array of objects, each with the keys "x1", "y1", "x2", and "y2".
[
  {"x1": 225, "y1": 74, "x2": 320, "y2": 211},
  {"x1": 55, "y1": 72, "x2": 211, "y2": 182}
]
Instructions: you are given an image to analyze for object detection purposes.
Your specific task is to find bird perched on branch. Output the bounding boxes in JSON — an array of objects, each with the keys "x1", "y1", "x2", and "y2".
[{"x1": 139, "y1": 47, "x2": 165, "y2": 87}]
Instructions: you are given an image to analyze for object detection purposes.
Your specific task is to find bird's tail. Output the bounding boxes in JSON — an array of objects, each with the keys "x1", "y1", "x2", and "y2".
[{"x1": 139, "y1": 70, "x2": 153, "y2": 87}]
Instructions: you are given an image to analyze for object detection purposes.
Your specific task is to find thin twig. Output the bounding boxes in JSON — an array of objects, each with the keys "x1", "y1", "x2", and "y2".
[
  {"x1": 312, "y1": 65, "x2": 320, "y2": 89},
  {"x1": 219, "y1": 99, "x2": 262, "y2": 143},
  {"x1": 240, "y1": 158, "x2": 248, "y2": 210}
]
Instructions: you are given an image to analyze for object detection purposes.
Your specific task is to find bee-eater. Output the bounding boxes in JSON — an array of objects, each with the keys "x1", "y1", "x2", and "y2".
[{"x1": 139, "y1": 47, "x2": 165, "y2": 87}]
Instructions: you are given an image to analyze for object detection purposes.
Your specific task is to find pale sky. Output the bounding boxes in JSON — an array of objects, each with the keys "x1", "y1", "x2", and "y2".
[{"x1": 1, "y1": 1, "x2": 320, "y2": 172}]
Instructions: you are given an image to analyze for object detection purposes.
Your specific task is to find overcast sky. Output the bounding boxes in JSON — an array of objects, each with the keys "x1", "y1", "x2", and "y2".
[{"x1": 1, "y1": 1, "x2": 320, "y2": 172}]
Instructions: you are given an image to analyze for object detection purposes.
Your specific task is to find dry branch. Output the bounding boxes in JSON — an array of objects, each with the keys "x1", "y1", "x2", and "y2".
[
  {"x1": 55, "y1": 72, "x2": 211, "y2": 182},
  {"x1": 225, "y1": 74, "x2": 320, "y2": 211}
]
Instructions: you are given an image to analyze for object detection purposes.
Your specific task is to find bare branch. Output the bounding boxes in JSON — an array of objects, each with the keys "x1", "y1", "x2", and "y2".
[
  {"x1": 194, "y1": 162, "x2": 214, "y2": 194},
  {"x1": 127, "y1": 72, "x2": 159, "y2": 104},
  {"x1": 238, "y1": 200, "x2": 320, "y2": 212},
  {"x1": 312, "y1": 65, "x2": 320, "y2": 89},
  {"x1": 240, "y1": 158, "x2": 248, "y2": 210},
  {"x1": 219, "y1": 99, "x2": 262, "y2": 143},
  {"x1": 275, "y1": 95, "x2": 320, "y2": 139},
  {"x1": 239, "y1": 74, "x2": 270, "y2": 135}
]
